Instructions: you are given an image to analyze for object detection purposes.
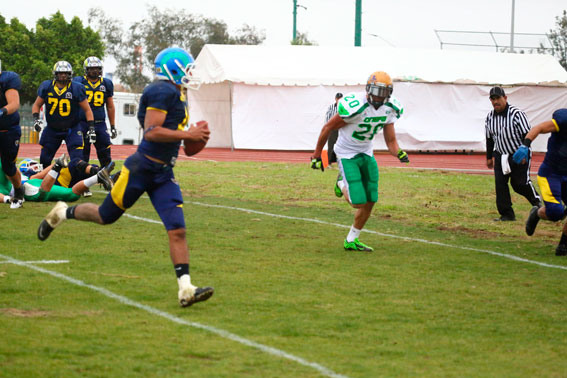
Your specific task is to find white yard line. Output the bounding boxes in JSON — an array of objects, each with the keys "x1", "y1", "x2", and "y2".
[
  {"x1": 2, "y1": 200, "x2": 562, "y2": 377},
  {"x1": 0, "y1": 253, "x2": 348, "y2": 378},
  {"x1": 180, "y1": 201, "x2": 567, "y2": 271},
  {"x1": 0, "y1": 259, "x2": 69, "y2": 265}
]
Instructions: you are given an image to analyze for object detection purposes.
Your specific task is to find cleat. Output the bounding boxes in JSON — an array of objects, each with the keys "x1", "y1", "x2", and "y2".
[
  {"x1": 493, "y1": 216, "x2": 515, "y2": 222},
  {"x1": 97, "y1": 161, "x2": 115, "y2": 191},
  {"x1": 334, "y1": 183, "x2": 343, "y2": 197},
  {"x1": 556, "y1": 244, "x2": 567, "y2": 257},
  {"x1": 53, "y1": 153, "x2": 69, "y2": 172},
  {"x1": 10, "y1": 198, "x2": 23, "y2": 209},
  {"x1": 10, "y1": 186, "x2": 24, "y2": 208},
  {"x1": 334, "y1": 172, "x2": 344, "y2": 197},
  {"x1": 82, "y1": 190, "x2": 92, "y2": 197},
  {"x1": 525, "y1": 206, "x2": 540, "y2": 236},
  {"x1": 110, "y1": 170, "x2": 121, "y2": 183},
  {"x1": 37, "y1": 201, "x2": 68, "y2": 241},
  {"x1": 179, "y1": 286, "x2": 214, "y2": 307},
  {"x1": 344, "y1": 238, "x2": 374, "y2": 252},
  {"x1": 178, "y1": 274, "x2": 214, "y2": 307}
]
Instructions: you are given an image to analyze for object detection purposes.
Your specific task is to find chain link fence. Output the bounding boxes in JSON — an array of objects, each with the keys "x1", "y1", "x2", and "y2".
[{"x1": 19, "y1": 103, "x2": 39, "y2": 144}]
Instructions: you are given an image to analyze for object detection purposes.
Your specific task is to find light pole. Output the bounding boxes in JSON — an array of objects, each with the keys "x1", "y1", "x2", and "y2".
[
  {"x1": 293, "y1": 0, "x2": 307, "y2": 41},
  {"x1": 510, "y1": 0, "x2": 515, "y2": 52},
  {"x1": 354, "y1": 0, "x2": 362, "y2": 46}
]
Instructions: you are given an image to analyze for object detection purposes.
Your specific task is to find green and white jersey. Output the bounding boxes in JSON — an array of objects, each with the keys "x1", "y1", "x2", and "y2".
[{"x1": 334, "y1": 92, "x2": 403, "y2": 159}]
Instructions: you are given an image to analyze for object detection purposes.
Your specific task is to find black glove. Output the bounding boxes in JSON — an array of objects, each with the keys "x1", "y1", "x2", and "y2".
[
  {"x1": 0, "y1": 107, "x2": 7, "y2": 118},
  {"x1": 110, "y1": 125, "x2": 117, "y2": 139},
  {"x1": 397, "y1": 149, "x2": 409, "y2": 164},
  {"x1": 87, "y1": 121, "x2": 96, "y2": 144},
  {"x1": 310, "y1": 157, "x2": 324, "y2": 172},
  {"x1": 33, "y1": 112, "x2": 42, "y2": 132}
]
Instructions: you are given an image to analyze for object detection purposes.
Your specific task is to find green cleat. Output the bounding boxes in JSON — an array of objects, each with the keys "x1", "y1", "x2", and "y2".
[
  {"x1": 334, "y1": 172, "x2": 344, "y2": 197},
  {"x1": 334, "y1": 182, "x2": 343, "y2": 197},
  {"x1": 344, "y1": 238, "x2": 373, "y2": 252}
]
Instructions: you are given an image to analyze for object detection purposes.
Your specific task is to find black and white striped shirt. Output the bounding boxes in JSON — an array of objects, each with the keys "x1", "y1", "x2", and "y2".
[
  {"x1": 485, "y1": 104, "x2": 531, "y2": 155},
  {"x1": 325, "y1": 103, "x2": 338, "y2": 123}
]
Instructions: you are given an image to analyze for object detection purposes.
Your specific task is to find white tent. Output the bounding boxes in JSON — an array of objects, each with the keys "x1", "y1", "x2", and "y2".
[{"x1": 188, "y1": 44, "x2": 567, "y2": 152}]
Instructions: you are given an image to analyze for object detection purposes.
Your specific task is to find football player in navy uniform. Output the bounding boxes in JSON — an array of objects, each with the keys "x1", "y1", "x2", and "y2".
[
  {"x1": 513, "y1": 109, "x2": 567, "y2": 256},
  {"x1": 73, "y1": 57, "x2": 116, "y2": 167},
  {"x1": 0, "y1": 59, "x2": 25, "y2": 208},
  {"x1": 31, "y1": 61, "x2": 95, "y2": 173},
  {"x1": 37, "y1": 47, "x2": 213, "y2": 308}
]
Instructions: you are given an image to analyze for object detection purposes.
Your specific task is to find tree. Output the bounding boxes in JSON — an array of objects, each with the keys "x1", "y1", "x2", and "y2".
[
  {"x1": 547, "y1": 10, "x2": 567, "y2": 70},
  {"x1": 88, "y1": 6, "x2": 266, "y2": 92},
  {"x1": 229, "y1": 24, "x2": 266, "y2": 45},
  {"x1": 291, "y1": 31, "x2": 316, "y2": 46},
  {"x1": 0, "y1": 12, "x2": 104, "y2": 103},
  {"x1": 0, "y1": 16, "x2": 36, "y2": 103}
]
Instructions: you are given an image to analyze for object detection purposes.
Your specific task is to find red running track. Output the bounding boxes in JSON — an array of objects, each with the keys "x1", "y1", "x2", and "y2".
[{"x1": 17, "y1": 144, "x2": 545, "y2": 175}]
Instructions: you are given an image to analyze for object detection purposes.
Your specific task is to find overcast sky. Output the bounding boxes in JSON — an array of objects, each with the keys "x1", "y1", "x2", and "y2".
[{"x1": 2, "y1": 0, "x2": 566, "y2": 68}]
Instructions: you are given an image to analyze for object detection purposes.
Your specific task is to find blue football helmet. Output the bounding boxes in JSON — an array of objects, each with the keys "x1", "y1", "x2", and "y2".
[
  {"x1": 53, "y1": 61, "x2": 73, "y2": 83},
  {"x1": 18, "y1": 158, "x2": 43, "y2": 177},
  {"x1": 154, "y1": 47, "x2": 201, "y2": 89}
]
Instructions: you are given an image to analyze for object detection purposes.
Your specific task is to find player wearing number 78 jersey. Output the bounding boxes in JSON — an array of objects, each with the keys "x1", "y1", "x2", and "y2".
[
  {"x1": 311, "y1": 71, "x2": 409, "y2": 252},
  {"x1": 73, "y1": 57, "x2": 116, "y2": 168}
]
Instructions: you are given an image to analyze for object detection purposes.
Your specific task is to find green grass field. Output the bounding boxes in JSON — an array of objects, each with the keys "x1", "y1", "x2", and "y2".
[{"x1": 1, "y1": 161, "x2": 566, "y2": 377}]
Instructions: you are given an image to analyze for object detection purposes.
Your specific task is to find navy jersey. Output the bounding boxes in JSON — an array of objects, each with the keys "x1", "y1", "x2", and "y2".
[
  {"x1": 0, "y1": 71, "x2": 21, "y2": 129},
  {"x1": 544, "y1": 108, "x2": 567, "y2": 175},
  {"x1": 37, "y1": 80, "x2": 87, "y2": 129},
  {"x1": 137, "y1": 80, "x2": 188, "y2": 165},
  {"x1": 73, "y1": 76, "x2": 114, "y2": 122}
]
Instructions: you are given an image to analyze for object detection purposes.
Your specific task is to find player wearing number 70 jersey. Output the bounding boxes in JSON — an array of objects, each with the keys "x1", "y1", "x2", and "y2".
[
  {"x1": 311, "y1": 71, "x2": 409, "y2": 252},
  {"x1": 31, "y1": 61, "x2": 94, "y2": 173}
]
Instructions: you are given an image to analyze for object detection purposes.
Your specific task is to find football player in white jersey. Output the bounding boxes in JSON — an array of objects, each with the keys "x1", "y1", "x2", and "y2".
[{"x1": 311, "y1": 71, "x2": 409, "y2": 252}]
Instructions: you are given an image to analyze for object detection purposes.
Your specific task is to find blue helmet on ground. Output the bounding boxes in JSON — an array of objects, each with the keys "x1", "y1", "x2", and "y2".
[
  {"x1": 154, "y1": 47, "x2": 201, "y2": 90},
  {"x1": 18, "y1": 158, "x2": 43, "y2": 177}
]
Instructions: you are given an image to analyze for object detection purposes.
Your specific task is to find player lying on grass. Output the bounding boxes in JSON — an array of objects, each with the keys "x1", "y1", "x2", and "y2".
[{"x1": 0, "y1": 155, "x2": 114, "y2": 203}]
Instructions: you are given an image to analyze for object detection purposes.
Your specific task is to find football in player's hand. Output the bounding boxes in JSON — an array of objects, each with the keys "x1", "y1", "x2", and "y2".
[{"x1": 183, "y1": 121, "x2": 209, "y2": 156}]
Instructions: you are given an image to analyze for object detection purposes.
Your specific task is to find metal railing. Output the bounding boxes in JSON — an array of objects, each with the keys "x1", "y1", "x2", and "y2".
[{"x1": 434, "y1": 30, "x2": 553, "y2": 53}]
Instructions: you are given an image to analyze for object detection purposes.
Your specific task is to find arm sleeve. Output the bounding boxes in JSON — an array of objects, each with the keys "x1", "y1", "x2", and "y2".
[
  {"x1": 484, "y1": 114, "x2": 491, "y2": 139},
  {"x1": 106, "y1": 79, "x2": 114, "y2": 97},
  {"x1": 75, "y1": 83, "x2": 87, "y2": 102},
  {"x1": 6, "y1": 73, "x2": 22, "y2": 91},
  {"x1": 552, "y1": 109, "x2": 567, "y2": 135},
  {"x1": 486, "y1": 137, "x2": 494, "y2": 159},
  {"x1": 37, "y1": 81, "x2": 47, "y2": 99},
  {"x1": 515, "y1": 110, "x2": 531, "y2": 136}
]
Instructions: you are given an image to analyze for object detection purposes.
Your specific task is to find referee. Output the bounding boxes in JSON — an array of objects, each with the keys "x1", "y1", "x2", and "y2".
[
  {"x1": 325, "y1": 92, "x2": 343, "y2": 168},
  {"x1": 485, "y1": 86, "x2": 541, "y2": 221}
]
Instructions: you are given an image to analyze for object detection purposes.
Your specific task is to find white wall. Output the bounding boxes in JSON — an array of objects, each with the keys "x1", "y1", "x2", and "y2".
[
  {"x1": 187, "y1": 83, "x2": 233, "y2": 148},
  {"x1": 189, "y1": 82, "x2": 567, "y2": 152}
]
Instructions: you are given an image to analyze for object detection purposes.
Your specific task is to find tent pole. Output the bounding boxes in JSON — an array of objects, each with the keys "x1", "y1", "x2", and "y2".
[{"x1": 229, "y1": 81, "x2": 234, "y2": 151}]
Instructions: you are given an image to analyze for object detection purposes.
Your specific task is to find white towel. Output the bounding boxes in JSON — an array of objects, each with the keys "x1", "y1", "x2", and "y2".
[{"x1": 501, "y1": 154, "x2": 512, "y2": 175}]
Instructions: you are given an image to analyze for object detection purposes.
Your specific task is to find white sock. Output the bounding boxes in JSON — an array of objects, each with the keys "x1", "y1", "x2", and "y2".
[
  {"x1": 178, "y1": 274, "x2": 196, "y2": 290},
  {"x1": 48, "y1": 170, "x2": 59, "y2": 179},
  {"x1": 84, "y1": 175, "x2": 98, "y2": 188},
  {"x1": 346, "y1": 226, "x2": 361, "y2": 242},
  {"x1": 3, "y1": 196, "x2": 11, "y2": 203}
]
